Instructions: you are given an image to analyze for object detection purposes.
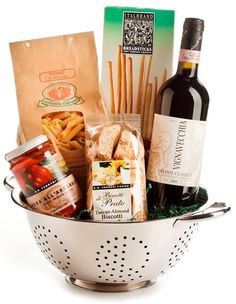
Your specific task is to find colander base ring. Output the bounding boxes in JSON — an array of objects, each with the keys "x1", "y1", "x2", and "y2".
[{"x1": 65, "y1": 276, "x2": 156, "y2": 292}]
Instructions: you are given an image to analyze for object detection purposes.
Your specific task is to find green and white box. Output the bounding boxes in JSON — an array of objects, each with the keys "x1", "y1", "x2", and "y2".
[{"x1": 101, "y1": 6, "x2": 174, "y2": 145}]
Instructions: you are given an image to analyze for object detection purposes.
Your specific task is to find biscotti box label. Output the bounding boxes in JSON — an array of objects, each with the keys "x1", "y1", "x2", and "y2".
[
  {"x1": 92, "y1": 160, "x2": 132, "y2": 222},
  {"x1": 101, "y1": 7, "x2": 174, "y2": 145}
]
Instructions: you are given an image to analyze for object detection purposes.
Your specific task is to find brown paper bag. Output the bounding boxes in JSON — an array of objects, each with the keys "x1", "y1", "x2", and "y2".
[{"x1": 10, "y1": 32, "x2": 105, "y2": 189}]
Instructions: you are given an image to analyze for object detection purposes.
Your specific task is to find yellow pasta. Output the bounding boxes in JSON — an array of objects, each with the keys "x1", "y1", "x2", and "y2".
[
  {"x1": 63, "y1": 124, "x2": 84, "y2": 142},
  {"x1": 42, "y1": 125, "x2": 60, "y2": 144},
  {"x1": 58, "y1": 127, "x2": 73, "y2": 141},
  {"x1": 47, "y1": 123, "x2": 60, "y2": 137},
  {"x1": 60, "y1": 114, "x2": 77, "y2": 128},
  {"x1": 41, "y1": 111, "x2": 85, "y2": 153},
  {"x1": 52, "y1": 118, "x2": 62, "y2": 125},
  {"x1": 67, "y1": 117, "x2": 84, "y2": 129},
  {"x1": 69, "y1": 140, "x2": 83, "y2": 150}
]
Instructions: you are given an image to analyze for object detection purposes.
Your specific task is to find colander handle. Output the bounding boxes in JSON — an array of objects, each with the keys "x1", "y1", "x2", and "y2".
[
  {"x1": 3, "y1": 175, "x2": 16, "y2": 192},
  {"x1": 173, "y1": 202, "x2": 231, "y2": 227}
]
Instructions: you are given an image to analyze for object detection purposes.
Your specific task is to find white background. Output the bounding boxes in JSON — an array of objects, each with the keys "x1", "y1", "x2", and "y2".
[{"x1": 0, "y1": 0, "x2": 235, "y2": 303}]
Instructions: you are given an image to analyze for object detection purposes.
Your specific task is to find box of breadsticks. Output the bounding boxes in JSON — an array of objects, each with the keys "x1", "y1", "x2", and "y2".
[{"x1": 101, "y1": 7, "x2": 174, "y2": 155}]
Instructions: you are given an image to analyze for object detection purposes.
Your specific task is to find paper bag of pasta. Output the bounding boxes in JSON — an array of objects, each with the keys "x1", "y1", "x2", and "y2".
[
  {"x1": 85, "y1": 114, "x2": 147, "y2": 222},
  {"x1": 101, "y1": 7, "x2": 174, "y2": 155},
  {"x1": 10, "y1": 32, "x2": 105, "y2": 189}
]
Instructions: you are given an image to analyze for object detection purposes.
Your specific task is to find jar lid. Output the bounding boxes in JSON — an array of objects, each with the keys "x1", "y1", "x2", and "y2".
[{"x1": 5, "y1": 135, "x2": 49, "y2": 161}]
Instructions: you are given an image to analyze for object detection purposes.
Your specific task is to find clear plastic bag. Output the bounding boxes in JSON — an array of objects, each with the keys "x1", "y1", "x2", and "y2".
[{"x1": 85, "y1": 114, "x2": 147, "y2": 222}]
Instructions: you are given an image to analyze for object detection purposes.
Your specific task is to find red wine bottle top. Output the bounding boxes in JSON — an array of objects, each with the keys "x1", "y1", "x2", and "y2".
[
  {"x1": 184, "y1": 18, "x2": 204, "y2": 32},
  {"x1": 181, "y1": 18, "x2": 204, "y2": 51}
]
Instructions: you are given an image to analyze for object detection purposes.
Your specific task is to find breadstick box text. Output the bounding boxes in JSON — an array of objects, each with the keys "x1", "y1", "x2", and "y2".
[{"x1": 101, "y1": 7, "x2": 174, "y2": 152}]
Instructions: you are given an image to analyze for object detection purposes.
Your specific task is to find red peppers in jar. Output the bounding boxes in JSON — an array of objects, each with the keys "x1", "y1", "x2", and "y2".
[{"x1": 5, "y1": 135, "x2": 83, "y2": 217}]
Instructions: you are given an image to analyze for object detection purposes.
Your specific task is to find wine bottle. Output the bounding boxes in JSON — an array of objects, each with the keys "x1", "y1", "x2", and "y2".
[{"x1": 147, "y1": 18, "x2": 209, "y2": 209}]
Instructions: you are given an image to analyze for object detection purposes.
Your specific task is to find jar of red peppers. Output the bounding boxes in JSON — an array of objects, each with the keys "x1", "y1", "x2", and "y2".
[{"x1": 5, "y1": 135, "x2": 83, "y2": 217}]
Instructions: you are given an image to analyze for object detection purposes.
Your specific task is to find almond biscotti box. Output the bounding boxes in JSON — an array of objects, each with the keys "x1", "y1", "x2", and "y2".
[{"x1": 101, "y1": 7, "x2": 174, "y2": 152}]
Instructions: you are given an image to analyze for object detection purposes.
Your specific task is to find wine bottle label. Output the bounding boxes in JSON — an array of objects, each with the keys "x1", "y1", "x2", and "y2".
[
  {"x1": 147, "y1": 114, "x2": 206, "y2": 187},
  {"x1": 179, "y1": 49, "x2": 201, "y2": 64}
]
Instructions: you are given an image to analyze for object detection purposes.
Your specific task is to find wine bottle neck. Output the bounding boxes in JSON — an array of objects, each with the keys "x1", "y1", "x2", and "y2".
[
  {"x1": 177, "y1": 18, "x2": 204, "y2": 78},
  {"x1": 177, "y1": 61, "x2": 198, "y2": 78}
]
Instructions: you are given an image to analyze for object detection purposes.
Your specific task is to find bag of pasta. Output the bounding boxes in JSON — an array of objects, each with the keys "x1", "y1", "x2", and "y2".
[
  {"x1": 85, "y1": 114, "x2": 147, "y2": 222},
  {"x1": 10, "y1": 32, "x2": 105, "y2": 190}
]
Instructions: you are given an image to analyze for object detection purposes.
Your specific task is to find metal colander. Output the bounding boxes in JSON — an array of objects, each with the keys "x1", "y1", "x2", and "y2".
[{"x1": 4, "y1": 176, "x2": 230, "y2": 292}]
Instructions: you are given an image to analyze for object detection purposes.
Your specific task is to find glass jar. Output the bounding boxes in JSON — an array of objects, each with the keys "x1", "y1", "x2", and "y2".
[{"x1": 5, "y1": 135, "x2": 83, "y2": 217}]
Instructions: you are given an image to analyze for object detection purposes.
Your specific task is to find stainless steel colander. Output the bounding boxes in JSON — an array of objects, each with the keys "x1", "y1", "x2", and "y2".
[{"x1": 4, "y1": 176, "x2": 230, "y2": 292}]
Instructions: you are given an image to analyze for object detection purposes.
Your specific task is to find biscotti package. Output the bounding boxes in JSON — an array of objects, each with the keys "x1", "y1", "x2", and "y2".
[
  {"x1": 10, "y1": 32, "x2": 106, "y2": 189},
  {"x1": 85, "y1": 114, "x2": 147, "y2": 222},
  {"x1": 101, "y1": 7, "x2": 174, "y2": 150}
]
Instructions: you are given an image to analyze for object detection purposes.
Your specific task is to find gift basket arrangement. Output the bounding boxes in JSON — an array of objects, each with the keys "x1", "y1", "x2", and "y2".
[{"x1": 4, "y1": 6, "x2": 231, "y2": 292}]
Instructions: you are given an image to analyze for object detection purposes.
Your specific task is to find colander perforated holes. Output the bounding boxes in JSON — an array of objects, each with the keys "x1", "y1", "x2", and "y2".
[
  {"x1": 96, "y1": 236, "x2": 150, "y2": 283},
  {"x1": 164, "y1": 221, "x2": 198, "y2": 272},
  {"x1": 33, "y1": 225, "x2": 72, "y2": 275}
]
